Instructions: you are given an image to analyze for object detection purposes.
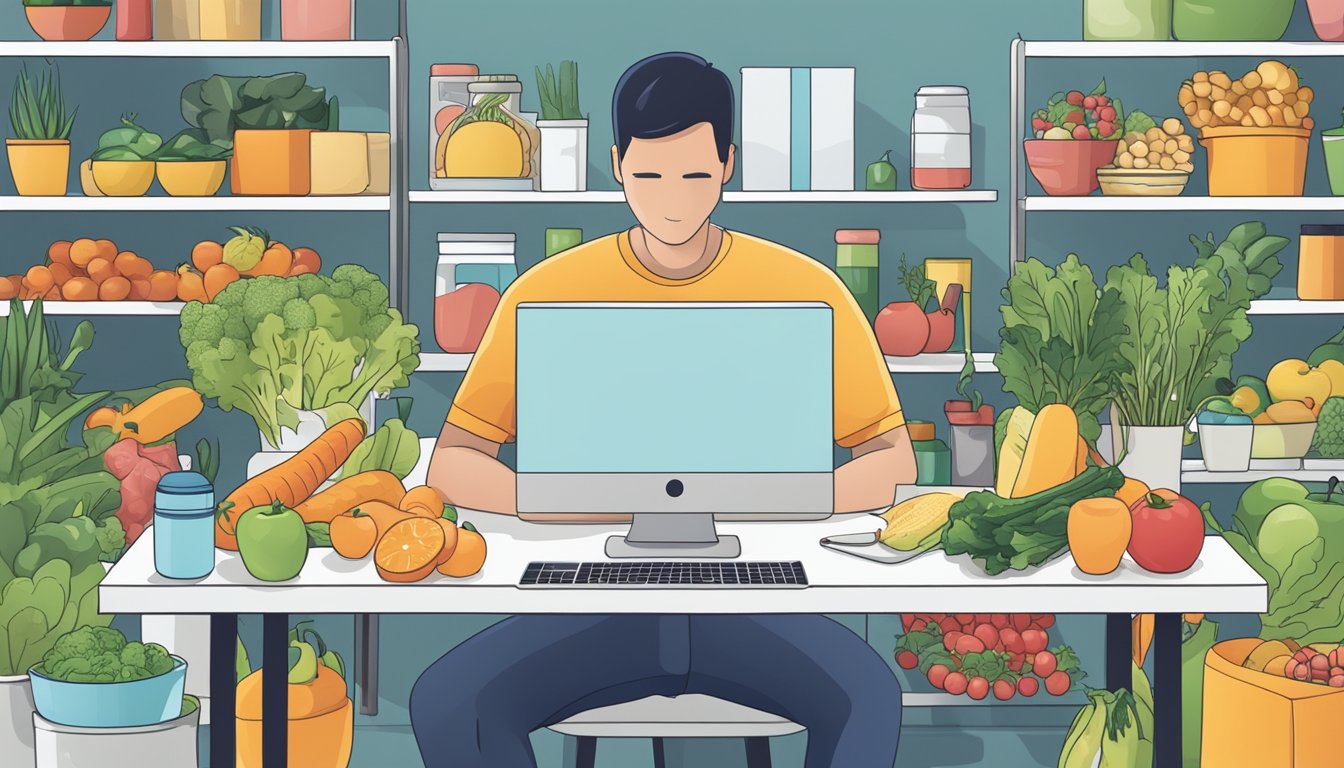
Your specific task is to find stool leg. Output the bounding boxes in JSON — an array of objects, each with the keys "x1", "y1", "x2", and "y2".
[
  {"x1": 653, "y1": 737, "x2": 667, "y2": 768},
  {"x1": 574, "y1": 736, "x2": 597, "y2": 768},
  {"x1": 745, "y1": 736, "x2": 772, "y2": 768}
]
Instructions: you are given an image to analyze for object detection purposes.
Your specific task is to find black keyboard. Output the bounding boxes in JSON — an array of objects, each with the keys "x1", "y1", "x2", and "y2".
[{"x1": 519, "y1": 561, "x2": 808, "y2": 588}]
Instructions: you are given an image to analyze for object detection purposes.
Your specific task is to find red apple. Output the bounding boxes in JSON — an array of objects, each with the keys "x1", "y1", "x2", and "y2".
[
  {"x1": 1128, "y1": 490, "x2": 1205, "y2": 573},
  {"x1": 874, "y1": 302, "x2": 930, "y2": 357}
]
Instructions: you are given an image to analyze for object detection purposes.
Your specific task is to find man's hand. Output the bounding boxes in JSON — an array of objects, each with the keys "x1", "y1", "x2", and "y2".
[
  {"x1": 834, "y1": 425, "x2": 917, "y2": 514},
  {"x1": 427, "y1": 422, "x2": 518, "y2": 515}
]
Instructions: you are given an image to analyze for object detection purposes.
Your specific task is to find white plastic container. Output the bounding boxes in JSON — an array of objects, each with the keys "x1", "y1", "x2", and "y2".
[
  {"x1": 1199, "y1": 423, "x2": 1254, "y2": 472},
  {"x1": 34, "y1": 702, "x2": 199, "y2": 768},
  {"x1": 435, "y1": 234, "x2": 517, "y2": 354},
  {"x1": 538, "y1": 119, "x2": 589, "y2": 191},
  {"x1": 911, "y1": 86, "x2": 972, "y2": 190}
]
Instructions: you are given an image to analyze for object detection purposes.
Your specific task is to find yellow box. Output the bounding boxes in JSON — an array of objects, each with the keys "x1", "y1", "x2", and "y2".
[
  {"x1": 309, "y1": 131, "x2": 370, "y2": 196},
  {"x1": 1202, "y1": 638, "x2": 1344, "y2": 768}
]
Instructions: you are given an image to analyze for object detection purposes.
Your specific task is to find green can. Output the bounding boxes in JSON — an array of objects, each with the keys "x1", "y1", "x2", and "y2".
[
  {"x1": 545, "y1": 228, "x2": 583, "y2": 258},
  {"x1": 908, "y1": 421, "x2": 951, "y2": 486},
  {"x1": 835, "y1": 229, "x2": 880, "y2": 323}
]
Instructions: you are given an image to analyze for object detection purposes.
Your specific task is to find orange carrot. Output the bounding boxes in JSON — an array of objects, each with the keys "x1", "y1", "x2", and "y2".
[
  {"x1": 215, "y1": 419, "x2": 365, "y2": 550},
  {"x1": 293, "y1": 471, "x2": 405, "y2": 524}
]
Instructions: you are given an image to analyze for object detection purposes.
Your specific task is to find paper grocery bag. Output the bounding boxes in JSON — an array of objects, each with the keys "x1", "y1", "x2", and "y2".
[{"x1": 1202, "y1": 638, "x2": 1344, "y2": 767}]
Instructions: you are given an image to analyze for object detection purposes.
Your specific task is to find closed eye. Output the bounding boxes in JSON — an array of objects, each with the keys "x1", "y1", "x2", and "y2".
[
  {"x1": 683, "y1": 172, "x2": 713, "y2": 179},
  {"x1": 632, "y1": 172, "x2": 662, "y2": 178}
]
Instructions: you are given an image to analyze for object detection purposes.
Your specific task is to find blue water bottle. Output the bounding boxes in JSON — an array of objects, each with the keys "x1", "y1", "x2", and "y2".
[{"x1": 154, "y1": 471, "x2": 216, "y2": 580}]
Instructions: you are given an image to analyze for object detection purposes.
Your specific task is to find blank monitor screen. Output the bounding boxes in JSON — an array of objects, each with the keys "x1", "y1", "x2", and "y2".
[{"x1": 515, "y1": 303, "x2": 833, "y2": 475}]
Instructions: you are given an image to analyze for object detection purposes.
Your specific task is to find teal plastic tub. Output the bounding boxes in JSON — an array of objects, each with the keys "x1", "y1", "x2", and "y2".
[
  {"x1": 28, "y1": 656, "x2": 186, "y2": 728},
  {"x1": 1173, "y1": 0, "x2": 1293, "y2": 40}
]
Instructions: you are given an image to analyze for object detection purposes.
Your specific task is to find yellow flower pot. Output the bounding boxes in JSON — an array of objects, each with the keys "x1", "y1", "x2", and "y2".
[
  {"x1": 156, "y1": 160, "x2": 227, "y2": 196},
  {"x1": 6, "y1": 139, "x2": 70, "y2": 196},
  {"x1": 90, "y1": 160, "x2": 156, "y2": 196}
]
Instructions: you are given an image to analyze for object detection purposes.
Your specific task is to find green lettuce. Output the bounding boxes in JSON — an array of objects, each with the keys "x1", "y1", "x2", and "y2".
[{"x1": 338, "y1": 418, "x2": 420, "y2": 480}]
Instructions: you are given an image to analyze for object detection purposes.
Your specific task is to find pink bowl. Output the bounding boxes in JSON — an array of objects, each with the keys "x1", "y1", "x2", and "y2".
[
  {"x1": 1025, "y1": 139, "x2": 1120, "y2": 196},
  {"x1": 25, "y1": 6, "x2": 110, "y2": 41}
]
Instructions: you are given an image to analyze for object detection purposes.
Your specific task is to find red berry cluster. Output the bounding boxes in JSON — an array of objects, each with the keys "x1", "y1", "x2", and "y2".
[
  {"x1": 894, "y1": 614, "x2": 1082, "y2": 701},
  {"x1": 1031, "y1": 89, "x2": 1121, "y2": 141},
  {"x1": 1286, "y1": 646, "x2": 1344, "y2": 687}
]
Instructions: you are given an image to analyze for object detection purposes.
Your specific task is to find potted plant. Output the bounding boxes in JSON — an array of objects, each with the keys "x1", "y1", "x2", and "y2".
[
  {"x1": 1026, "y1": 81, "x2": 1124, "y2": 195},
  {"x1": 874, "y1": 255, "x2": 933, "y2": 357},
  {"x1": 945, "y1": 351, "x2": 995, "y2": 485},
  {"x1": 83, "y1": 115, "x2": 161, "y2": 197},
  {"x1": 534, "y1": 61, "x2": 588, "y2": 192},
  {"x1": 1104, "y1": 223, "x2": 1288, "y2": 489},
  {"x1": 22, "y1": 0, "x2": 111, "y2": 41},
  {"x1": 0, "y1": 301, "x2": 126, "y2": 765},
  {"x1": 7, "y1": 63, "x2": 76, "y2": 196}
]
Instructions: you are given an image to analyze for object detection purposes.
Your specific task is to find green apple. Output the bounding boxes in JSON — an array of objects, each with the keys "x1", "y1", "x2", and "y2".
[
  {"x1": 236, "y1": 499, "x2": 308, "y2": 582},
  {"x1": 1235, "y1": 478, "x2": 1310, "y2": 540}
]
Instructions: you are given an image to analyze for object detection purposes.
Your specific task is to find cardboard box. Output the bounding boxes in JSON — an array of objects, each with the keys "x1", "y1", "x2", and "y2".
[{"x1": 1202, "y1": 637, "x2": 1344, "y2": 767}]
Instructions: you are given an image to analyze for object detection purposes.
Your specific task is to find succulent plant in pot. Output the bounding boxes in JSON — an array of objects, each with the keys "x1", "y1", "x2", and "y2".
[
  {"x1": 22, "y1": 0, "x2": 111, "y2": 42},
  {"x1": 534, "y1": 60, "x2": 588, "y2": 191},
  {"x1": 7, "y1": 63, "x2": 77, "y2": 196}
]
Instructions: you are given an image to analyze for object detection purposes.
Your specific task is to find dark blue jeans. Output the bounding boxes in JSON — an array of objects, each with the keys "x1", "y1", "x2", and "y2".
[{"x1": 410, "y1": 614, "x2": 902, "y2": 768}]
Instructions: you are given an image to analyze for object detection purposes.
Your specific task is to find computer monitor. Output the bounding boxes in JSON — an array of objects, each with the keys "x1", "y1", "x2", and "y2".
[{"x1": 515, "y1": 302, "x2": 835, "y2": 558}]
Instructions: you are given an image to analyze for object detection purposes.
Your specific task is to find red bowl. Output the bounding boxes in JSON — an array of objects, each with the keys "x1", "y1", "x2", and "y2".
[
  {"x1": 1025, "y1": 139, "x2": 1120, "y2": 196},
  {"x1": 25, "y1": 6, "x2": 110, "y2": 41}
]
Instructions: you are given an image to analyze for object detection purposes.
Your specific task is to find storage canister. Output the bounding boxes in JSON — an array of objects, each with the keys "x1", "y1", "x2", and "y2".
[
  {"x1": 154, "y1": 471, "x2": 215, "y2": 580},
  {"x1": 1083, "y1": 0, "x2": 1170, "y2": 40},
  {"x1": 835, "y1": 229, "x2": 880, "y2": 323},
  {"x1": 911, "y1": 86, "x2": 972, "y2": 190},
  {"x1": 1299, "y1": 225, "x2": 1344, "y2": 300},
  {"x1": 546, "y1": 228, "x2": 583, "y2": 258},
  {"x1": 436, "y1": 233, "x2": 517, "y2": 353},
  {"x1": 429, "y1": 64, "x2": 480, "y2": 186},
  {"x1": 909, "y1": 421, "x2": 951, "y2": 486},
  {"x1": 1173, "y1": 0, "x2": 1294, "y2": 41}
]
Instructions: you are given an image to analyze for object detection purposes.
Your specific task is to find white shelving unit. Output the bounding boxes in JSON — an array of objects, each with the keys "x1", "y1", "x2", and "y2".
[
  {"x1": 1181, "y1": 459, "x2": 1344, "y2": 484},
  {"x1": 410, "y1": 190, "x2": 998, "y2": 204},
  {"x1": 1022, "y1": 41, "x2": 1344, "y2": 58},
  {"x1": 1249, "y1": 300, "x2": 1344, "y2": 315},
  {"x1": 1025, "y1": 197, "x2": 1344, "y2": 212},
  {"x1": 418, "y1": 351, "x2": 997, "y2": 375},
  {"x1": 0, "y1": 301, "x2": 183, "y2": 317},
  {"x1": 0, "y1": 41, "x2": 398, "y2": 57},
  {"x1": 0, "y1": 196, "x2": 390, "y2": 212}
]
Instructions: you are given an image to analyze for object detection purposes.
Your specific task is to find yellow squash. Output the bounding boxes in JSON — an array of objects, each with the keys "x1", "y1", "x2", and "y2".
[
  {"x1": 995, "y1": 404, "x2": 1081, "y2": 499},
  {"x1": 84, "y1": 387, "x2": 204, "y2": 444}
]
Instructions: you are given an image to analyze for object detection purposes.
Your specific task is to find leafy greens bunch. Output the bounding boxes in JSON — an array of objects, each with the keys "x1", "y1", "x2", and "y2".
[
  {"x1": 178, "y1": 265, "x2": 420, "y2": 449},
  {"x1": 0, "y1": 300, "x2": 124, "y2": 676},
  {"x1": 156, "y1": 72, "x2": 338, "y2": 161}
]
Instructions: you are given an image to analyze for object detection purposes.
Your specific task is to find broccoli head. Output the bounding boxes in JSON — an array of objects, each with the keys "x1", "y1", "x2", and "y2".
[
  {"x1": 1312, "y1": 397, "x2": 1344, "y2": 458},
  {"x1": 143, "y1": 642, "x2": 175, "y2": 676},
  {"x1": 42, "y1": 626, "x2": 129, "y2": 680},
  {"x1": 95, "y1": 516, "x2": 126, "y2": 562},
  {"x1": 282, "y1": 297, "x2": 317, "y2": 332},
  {"x1": 241, "y1": 276, "x2": 301, "y2": 330}
]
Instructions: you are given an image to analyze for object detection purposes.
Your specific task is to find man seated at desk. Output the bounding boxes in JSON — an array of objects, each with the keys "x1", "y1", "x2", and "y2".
[{"x1": 413, "y1": 51, "x2": 916, "y2": 768}]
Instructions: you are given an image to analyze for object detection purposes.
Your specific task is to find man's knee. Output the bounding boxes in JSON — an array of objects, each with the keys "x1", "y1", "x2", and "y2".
[{"x1": 411, "y1": 651, "x2": 473, "y2": 725}]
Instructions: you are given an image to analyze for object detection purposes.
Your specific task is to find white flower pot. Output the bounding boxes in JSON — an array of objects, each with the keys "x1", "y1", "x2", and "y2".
[
  {"x1": 259, "y1": 395, "x2": 376, "y2": 453},
  {"x1": 538, "y1": 119, "x2": 588, "y2": 192},
  {"x1": 1, "y1": 675, "x2": 35, "y2": 768},
  {"x1": 1199, "y1": 423, "x2": 1254, "y2": 472},
  {"x1": 34, "y1": 700, "x2": 199, "y2": 768},
  {"x1": 1101, "y1": 425, "x2": 1185, "y2": 491}
]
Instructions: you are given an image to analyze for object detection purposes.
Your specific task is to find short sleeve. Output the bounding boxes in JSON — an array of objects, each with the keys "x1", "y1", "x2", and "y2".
[
  {"x1": 832, "y1": 285, "x2": 904, "y2": 448},
  {"x1": 445, "y1": 287, "x2": 519, "y2": 444}
]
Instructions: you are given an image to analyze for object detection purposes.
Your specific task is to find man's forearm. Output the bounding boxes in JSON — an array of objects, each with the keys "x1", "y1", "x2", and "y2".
[
  {"x1": 428, "y1": 446, "x2": 518, "y2": 515},
  {"x1": 834, "y1": 446, "x2": 917, "y2": 514}
]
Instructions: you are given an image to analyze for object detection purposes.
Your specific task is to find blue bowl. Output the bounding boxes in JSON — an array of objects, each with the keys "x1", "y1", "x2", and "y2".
[{"x1": 29, "y1": 656, "x2": 187, "y2": 728}]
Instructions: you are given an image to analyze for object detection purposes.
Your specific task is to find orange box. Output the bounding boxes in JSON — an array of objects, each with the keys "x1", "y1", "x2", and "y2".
[
  {"x1": 1202, "y1": 638, "x2": 1344, "y2": 767},
  {"x1": 230, "y1": 129, "x2": 313, "y2": 196}
]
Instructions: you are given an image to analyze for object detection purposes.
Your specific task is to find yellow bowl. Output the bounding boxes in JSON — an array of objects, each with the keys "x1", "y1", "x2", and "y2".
[
  {"x1": 1250, "y1": 422, "x2": 1317, "y2": 459},
  {"x1": 90, "y1": 160, "x2": 155, "y2": 196},
  {"x1": 156, "y1": 160, "x2": 227, "y2": 196},
  {"x1": 1097, "y1": 167, "x2": 1192, "y2": 197}
]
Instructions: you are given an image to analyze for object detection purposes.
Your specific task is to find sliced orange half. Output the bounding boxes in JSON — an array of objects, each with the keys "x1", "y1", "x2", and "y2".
[{"x1": 374, "y1": 517, "x2": 446, "y2": 583}]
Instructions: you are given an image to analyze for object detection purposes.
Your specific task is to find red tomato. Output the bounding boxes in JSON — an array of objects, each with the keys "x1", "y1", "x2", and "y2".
[
  {"x1": 1007, "y1": 654, "x2": 1025, "y2": 672},
  {"x1": 1128, "y1": 489, "x2": 1205, "y2": 573},
  {"x1": 973, "y1": 624, "x2": 1000, "y2": 650},
  {"x1": 1011, "y1": 614, "x2": 1032, "y2": 632},
  {"x1": 928, "y1": 664, "x2": 950, "y2": 689},
  {"x1": 1033, "y1": 650, "x2": 1058, "y2": 678},
  {"x1": 896, "y1": 651, "x2": 919, "y2": 670},
  {"x1": 943, "y1": 672, "x2": 968, "y2": 695},
  {"x1": 967, "y1": 677, "x2": 990, "y2": 700},
  {"x1": 1017, "y1": 676, "x2": 1039, "y2": 697},
  {"x1": 955, "y1": 635, "x2": 987, "y2": 656},
  {"x1": 1036, "y1": 614, "x2": 1056, "y2": 629},
  {"x1": 944, "y1": 631, "x2": 964, "y2": 652},
  {"x1": 993, "y1": 679, "x2": 1016, "y2": 701},
  {"x1": 939, "y1": 617, "x2": 961, "y2": 634},
  {"x1": 955, "y1": 613, "x2": 974, "y2": 627},
  {"x1": 991, "y1": 614, "x2": 1010, "y2": 629},
  {"x1": 1000, "y1": 628, "x2": 1025, "y2": 655},
  {"x1": 1022, "y1": 629, "x2": 1048, "y2": 654},
  {"x1": 1045, "y1": 671, "x2": 1072, "y2": 696}
]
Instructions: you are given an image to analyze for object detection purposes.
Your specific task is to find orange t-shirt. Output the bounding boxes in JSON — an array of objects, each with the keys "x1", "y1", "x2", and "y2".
[{"x1": 446, "y1": 229, "x2": 904, "y2": 448}]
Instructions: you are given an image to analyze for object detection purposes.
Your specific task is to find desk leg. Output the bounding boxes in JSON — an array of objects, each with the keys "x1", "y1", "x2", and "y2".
[
  {"x1": 263, "y1": 613, "x2": 289, "y2": 768},
  {"x1": 210, "y1": 614, "x2": 237, "y2": 768},
  {"x1": 1153, "y1": 613, "x2": 1182, "y2": 768},
  {"x1": 1106, "y1": 614, "x2": 1132, "y2": 692}
]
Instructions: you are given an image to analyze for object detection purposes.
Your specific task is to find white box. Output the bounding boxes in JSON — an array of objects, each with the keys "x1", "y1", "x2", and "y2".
[
  {"x1": 741, "y1": 68, "x2": 792, "y2": 191},
  {"x1": 810, "y1": 68, "x2": 855, "y2": 191}
]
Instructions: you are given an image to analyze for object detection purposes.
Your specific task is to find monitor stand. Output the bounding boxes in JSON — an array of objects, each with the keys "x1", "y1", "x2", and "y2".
[{"x1": 606, "y1": 513, "x2": 741, "y2": 559}]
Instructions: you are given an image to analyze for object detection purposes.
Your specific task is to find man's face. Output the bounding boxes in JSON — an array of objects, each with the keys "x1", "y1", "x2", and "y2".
[{"x1": 612, "y1": 122, "x2": 735, "y2": 246}]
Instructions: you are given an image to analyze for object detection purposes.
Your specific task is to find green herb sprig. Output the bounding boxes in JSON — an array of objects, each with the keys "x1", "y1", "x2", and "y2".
[{"x1": 534, "y1": 60, "x2": 582, "y2": 121}]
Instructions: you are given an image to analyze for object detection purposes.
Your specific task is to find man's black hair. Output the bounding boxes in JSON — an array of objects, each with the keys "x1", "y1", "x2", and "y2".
[{"x1": 612, "y1": 52, "x2": 734, "y2": 163}]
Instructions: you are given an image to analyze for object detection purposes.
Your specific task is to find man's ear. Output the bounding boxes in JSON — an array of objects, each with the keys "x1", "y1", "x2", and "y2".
[
  {"x1": 722, "y1": 144, "x2": 736, "y2": 185},
  {"x1": 611, "y1": 145, "x2": 623, "y2": 185}
]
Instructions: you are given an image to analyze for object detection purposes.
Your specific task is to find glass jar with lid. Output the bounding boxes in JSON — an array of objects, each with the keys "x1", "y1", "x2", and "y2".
[
  {"x1": 435, "y1": 233, "x2": 517, "y2": 354},
  {"x1": 911, "y1": 86, "x2": 972, "y2": 190},
  {"x1": 435, "y1": 75, "x2": 541, "y2": 190}
]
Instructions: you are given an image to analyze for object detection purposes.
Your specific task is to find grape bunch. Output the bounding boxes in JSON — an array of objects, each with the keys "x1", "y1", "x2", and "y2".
[
  {"x1": 894, "y1": 613, "x2": 1082, "y2": 701},
  {"x1": 1180, "y1": 61, "x2": 1314, "y2": 131}
]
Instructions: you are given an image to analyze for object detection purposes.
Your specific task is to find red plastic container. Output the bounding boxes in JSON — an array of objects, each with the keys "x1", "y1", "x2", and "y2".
[
  {"x1": 281, "y1": 0, "x2": 352, "y2": 40},
  {"x1": 1308, "y1": 0, "x2": 1344, "y2": 41},
  {"x1": 116, "y1": 0, "x2": 152, "y2": 40}
]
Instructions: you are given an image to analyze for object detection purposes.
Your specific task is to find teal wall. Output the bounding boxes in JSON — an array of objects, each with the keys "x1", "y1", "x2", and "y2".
[{"x1": 4, "y1": 0, "x2": 1335, "y2": 765}]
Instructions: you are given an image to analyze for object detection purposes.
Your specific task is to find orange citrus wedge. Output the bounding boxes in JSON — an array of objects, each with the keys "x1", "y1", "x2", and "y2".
[{"x1": 374, "y1": 517, "x2": 446, "y2": 583}]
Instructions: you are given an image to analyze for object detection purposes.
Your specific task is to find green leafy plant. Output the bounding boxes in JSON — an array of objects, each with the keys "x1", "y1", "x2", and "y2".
[
  {"x1": 534, "y1": 60, "x2": 582, "y2": 121},
  {"x1": 178, "y1": 266, "x2": 420, "y2": 448},
  {"x1": 89, "y1": 114, "x2": 162, "y2": 161},
  {"x1": 338, "y1": 418, "x2": 420, "y2": 480},
  {"x1": 898, "y1": 254, "x2": 937, "y2": 310},
  {"x1": 995, "y1": 255, "x2": 1126, "y2": 443},
  {"x1": 8, "y1": 63, "x2": 76, "y2": 141},
  {"x1": 160, "y1": 73, "x2": 339, "y2": 161}
]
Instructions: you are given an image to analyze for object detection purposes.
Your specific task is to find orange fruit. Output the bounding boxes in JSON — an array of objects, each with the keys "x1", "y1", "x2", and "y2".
[
  {"x1": 203, "y1": 263, "x2": 240, "y2": 302},
  {"x1": 291, "y1": 246, "x2": 321, "y2": 275},
  {"x1": 128, "y1": 278, "x2": 152, "y2": 300},
  {"x1": 48, "y1": 240, "x2": 73, "y2": 266},
  {"x1": 434, "y1": 518, "x2": 460, "y2": 565},
  {"x1": 375, "y1": 517, "x2": 446, "y2": 583},
  {"x1": 23, "y1": 265, "x2": 53, "y2": 293},
  {"x1": 148, "y1": 270, "x2": 178, "y2": 301},
  {"x1": 249, "y1": 242, "x2": 293, "y2": 277},
  {"x1": 98, "y1": 276, "x2": 131, "y2": 301},
  {"x1": 331, "y1": 510, "x2": 378, "y2": 560},
  {"x1": 62, "y1": 277, "x2": 98, "y2": 301},
  {"x1": 399, "y1": 485, "x2": 447, "y2": 518},
  {"x1": 176, "y1": 267, "x2": 207, "y2": 302},
  {"x1": 85, "y1": 257, "x2": 116, "y2": 284},
  {"x1": 114, "y1": 251, "x2": 152, "y2": 280},
  {"x1": 69, "y1": 238, "x2": 99, "y2": 267},
  {"x1": 438, "y1": 523, "x2": 486, "y2": 578},
  {"x1": 1116, "y1": 478, "x2": 1151, "y2": 510},
  {"x1": 191, "y1": 241, "x2": 223, "y2": 273},
  {"x1": 94, "y1": 239, "x2": 118, "y2": 262},
  {"x1": 48, "y1": 263, "x2": 73, "y2": 286},
  {"x1": 0, "y1": 277, "x2": 16, "y2": 300}
]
